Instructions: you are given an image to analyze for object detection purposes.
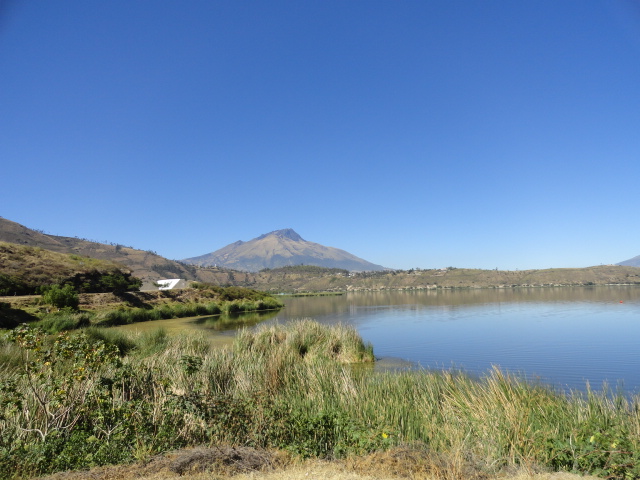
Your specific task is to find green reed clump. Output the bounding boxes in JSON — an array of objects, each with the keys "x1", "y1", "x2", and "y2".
[
  {"x1": 83, "y1": 326, "x2": 137, "y2": 356},
  {"x1": 35, "y1": 309, "x2": 91, "y2": 333},
  {"x1": 93, "y1": 299, "x2": 282, "y2": 327},
  {"x1": 93, "y1": 302, "x2": 221, "y2": 326},
  {"x1": 2, "y1": 321, "x2": 640, "y2": 479},
  {"x1": 234, "y1": 319, "x2": 374, "y2": 364}
]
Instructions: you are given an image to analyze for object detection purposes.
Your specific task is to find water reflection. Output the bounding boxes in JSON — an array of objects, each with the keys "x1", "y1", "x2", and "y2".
[
  {"x1": 194, "y1": 310, "x2": 280, "y2": 332},
  {"x1": 280, "y1": 286, "x2": 639, "y2": 319},
  {"x1": 111, "y1": 287, "x2": 640, "y2": 393},
  {"x1": 272, "y1": 287, "x2": 640, "y2": 393},
  {"x1": 113, "y1": 309, "x2": 279, "y2": 337}
]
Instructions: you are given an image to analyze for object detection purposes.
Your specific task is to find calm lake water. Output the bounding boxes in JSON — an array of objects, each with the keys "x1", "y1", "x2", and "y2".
[{"x1": 120, "y1": 286, "x2": 640, "y2": 393}]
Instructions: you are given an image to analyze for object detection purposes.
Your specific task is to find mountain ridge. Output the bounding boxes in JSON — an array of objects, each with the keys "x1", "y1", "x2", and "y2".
[
  {"x1": 618, "y1": 255, "x2": 640, "y2": 268},
  {"x1": 182, "y1": 229, "x2": 387, "y2": 272}
]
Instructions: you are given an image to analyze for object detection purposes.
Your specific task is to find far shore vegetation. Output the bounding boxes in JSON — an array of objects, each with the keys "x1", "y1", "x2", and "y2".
[
  {"x1": 242, "y1": 264, "x2": 640, "y2": 294},
  {"x1": 1, "y1": 320, "x2": 639, "y2": 479},
  {"x1": 0, "y1": 275, "x2": 285, "y2": 332}
]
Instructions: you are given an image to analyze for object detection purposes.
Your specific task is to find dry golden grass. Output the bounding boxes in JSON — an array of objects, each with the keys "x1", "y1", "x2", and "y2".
[
  {"x1": 0, "y1": 241, "x2": 125, "y2": 292},
  {"x1": 38, "y1": 447, "x2": 599, "y2": 480}
]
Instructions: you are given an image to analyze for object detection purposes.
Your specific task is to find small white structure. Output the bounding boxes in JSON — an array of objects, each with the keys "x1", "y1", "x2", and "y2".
[{"x1": 157, "y1": 279, "x2": 186, "y2": 290}]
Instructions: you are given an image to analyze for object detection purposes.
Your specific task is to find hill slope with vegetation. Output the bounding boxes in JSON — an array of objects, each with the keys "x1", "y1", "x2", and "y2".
[
  {"x1": 0, "y1": 217, "x2": 237, "y2": 287},
  {"x1": 3, "y1": 217, "x2": 640, "y2": 293},
  {"x1": 0, "y1": 242, "x2": 141, "y2": 296},
  {"x1": 239, "y1": 264, "x2": 640, "y2": 292}
]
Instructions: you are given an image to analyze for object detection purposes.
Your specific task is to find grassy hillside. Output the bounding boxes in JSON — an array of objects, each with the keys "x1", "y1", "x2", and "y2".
[
  {"x1": 0, "y1": 217, "x2": 237, "y2": 287},
  {"x1": 0, "y1": 242, "x2": 139, "y2": 295},
  {"x1": 241, "y1": 264, "x2": 640, "y2": 292}
]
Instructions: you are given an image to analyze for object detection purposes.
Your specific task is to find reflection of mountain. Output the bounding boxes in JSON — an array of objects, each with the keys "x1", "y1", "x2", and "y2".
[{"x1": 182, "y1": 229, "x2": 387, "y2": 272}]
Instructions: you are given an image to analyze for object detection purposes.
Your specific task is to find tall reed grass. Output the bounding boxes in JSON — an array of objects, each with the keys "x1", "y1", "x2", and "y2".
[
  {"x1": 1, "y1": 320, "x2": 639, "y2": 479},
  {"x1": 91, "y1": 297, "x2": 283, "y2": 326}
]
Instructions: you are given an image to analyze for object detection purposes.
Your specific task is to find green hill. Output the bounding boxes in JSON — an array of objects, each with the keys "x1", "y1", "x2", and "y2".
[{"x1": 0, "y1": 242, "x2": 140, "y2": 295}]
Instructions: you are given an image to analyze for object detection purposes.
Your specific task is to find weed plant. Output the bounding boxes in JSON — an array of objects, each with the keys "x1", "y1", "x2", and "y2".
[{"x1": 1, "y1": 321, "x2": 639, "y2": 479}]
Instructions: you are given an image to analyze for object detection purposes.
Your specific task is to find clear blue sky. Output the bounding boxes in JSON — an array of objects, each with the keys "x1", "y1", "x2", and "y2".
[{"x1": 1, "y1": 0, "x2": 639, "y2": 270}]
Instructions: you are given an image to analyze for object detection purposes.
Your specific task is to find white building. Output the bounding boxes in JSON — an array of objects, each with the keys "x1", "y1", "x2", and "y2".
[{"x1": 156, "y1": 278, "x2": 187, "y2": 290}]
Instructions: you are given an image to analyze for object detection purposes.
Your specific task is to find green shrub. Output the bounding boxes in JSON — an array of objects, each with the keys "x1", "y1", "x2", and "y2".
[
  {"x1": 205, "y1": 302, "x2": 221, "y2": 315},
  {"x1": 234, "y1": 319, "x2": 375, "y2": 364},
  {"x1": 40, "y1": 284, "x2": 79, "y2": 310},
  {"x1": 0, "y1": 274, "x2": 34, "y2": 296}
]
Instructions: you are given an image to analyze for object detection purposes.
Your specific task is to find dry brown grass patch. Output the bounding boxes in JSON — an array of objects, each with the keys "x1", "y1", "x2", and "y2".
[
  {"x1": 37, "y1": 447, "x2": 600, "y2": 480},
  {"x1": 38, "y1": 446, "x2": 288, "y2": 480},
  {"x1": 345, "y1": 447, "x2": 489, "y2": 480},
  {"x1": 169, "y1": 446, "x2": 282, "y2": 476}
]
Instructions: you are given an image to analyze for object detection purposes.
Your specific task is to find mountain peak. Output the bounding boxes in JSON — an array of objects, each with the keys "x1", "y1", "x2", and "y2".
[
  {"x1": 257, "y1": 228, "x2": 303, "y2": 242},
  {"x1": 182, "y1": 229, "x2": 387, "y2": 272}
]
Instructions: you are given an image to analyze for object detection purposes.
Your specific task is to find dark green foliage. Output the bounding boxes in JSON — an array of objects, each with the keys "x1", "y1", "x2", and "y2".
[
  {"x1": 0, "y1": 274, "x2": 34, "y2": 296},
  {"x1": 40, "y1": 284, "x2": 79, "y2": 310},
  {"x1": 65, "y1": 269, "x2": 142, "y2": 293},
  {"x1": 0, "y1": 268, "x2": 141, "y2": 297},
  {"x1": 545, "y1": 394, "x2": 640, "y2": 478},
  {"x1": 179, "y1": 355, "x2": 203, "y2": 376},
  {"x1": 98, "y1": 271, "x2": 142, "y2": 293}
]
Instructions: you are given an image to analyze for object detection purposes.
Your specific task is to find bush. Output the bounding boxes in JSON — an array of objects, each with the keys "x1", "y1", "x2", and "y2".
[
  {"x1": 40, "y1": 284, "x2": 79, "y2": 310},
  {"x1": 64, "y1": 269, "x2": 142, "y2": 294},
  {"x1": 97, "y1": 271, "x2": 142, "y2": 293}
]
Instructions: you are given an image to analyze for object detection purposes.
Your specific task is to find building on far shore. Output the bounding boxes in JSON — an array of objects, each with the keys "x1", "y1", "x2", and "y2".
[{"x1": 156, "y1": 278, "x2": 187, "y2": 290}]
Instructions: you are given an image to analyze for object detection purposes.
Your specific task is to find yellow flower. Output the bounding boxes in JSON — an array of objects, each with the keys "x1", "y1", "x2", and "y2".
[
  {"x1": 382, "y1": 432, "x2": 388, "y2": 439},
  {"x1": 589, "y1": 435, "x2": 596, "y2": 443}
]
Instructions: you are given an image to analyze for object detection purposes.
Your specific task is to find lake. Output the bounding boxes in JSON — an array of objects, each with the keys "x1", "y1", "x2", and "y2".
[{"x1": 120, "y1": 286, "x2": 640, "y2": 394}]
